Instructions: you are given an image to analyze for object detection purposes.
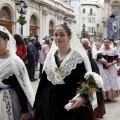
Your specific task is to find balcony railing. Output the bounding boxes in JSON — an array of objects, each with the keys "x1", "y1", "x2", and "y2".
[{"x1": 88, "y1": 13, "x2": 96, "y2": 16}]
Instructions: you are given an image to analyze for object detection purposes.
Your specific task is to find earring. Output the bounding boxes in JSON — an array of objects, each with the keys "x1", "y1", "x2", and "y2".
[{"x1": 68, "y1": 41, "x2": 70, "y2": 46}]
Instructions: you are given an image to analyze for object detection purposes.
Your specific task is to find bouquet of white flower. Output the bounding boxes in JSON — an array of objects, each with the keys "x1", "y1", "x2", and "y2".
[
  {"x1": 96, "y1": 51, "x2": 103, "y2": 60},
  {"x1": 64, "y1": 72, "x2": 103, "y2": 111}
]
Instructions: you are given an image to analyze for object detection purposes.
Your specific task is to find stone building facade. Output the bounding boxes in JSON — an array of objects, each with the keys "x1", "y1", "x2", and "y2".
[
  {"x1": 59, "y1": 0, "x2": 104, "y2": 40},
  {"x1": 0, "y1": 0, "x2": 75, "y2": 41},
  {"x1": 80, "y1": 0, "x2": 104, "y2": 40}
]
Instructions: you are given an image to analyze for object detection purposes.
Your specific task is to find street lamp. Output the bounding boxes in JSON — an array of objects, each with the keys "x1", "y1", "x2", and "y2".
[
  {"x1": 63, "y1": 16, "x2": 68, "y2": 25},
  {"x1": 15, "y1": 0, "x2": 28, "y2": 35},
  {"x1": 99, "y1": 33, "x2": 102, "y2": 40},
  {"x1": 82, "y1": 24, "x2": 86, "y2": 38},
  {"x1": 94, "y1": 31, "x2": 96, "y2": 41}
]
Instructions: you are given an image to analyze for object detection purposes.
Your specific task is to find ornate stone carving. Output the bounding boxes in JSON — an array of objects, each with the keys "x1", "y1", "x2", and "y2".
[
  {"x1": 59, "y1": 16, "x2": 63, "y2": 20},
  {"x1": 42, "y1": 10, "x2": 48, "y2": 15}
]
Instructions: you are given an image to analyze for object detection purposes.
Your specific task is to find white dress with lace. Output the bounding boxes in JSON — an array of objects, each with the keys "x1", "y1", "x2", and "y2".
[
  {"x1": 115, "y1": 65, "x2": 120, "y2": 90},
  {"x1": 0, "y1": 59, "x2": 14, "y2": 120},
  {"x1": 98, "y1": 48, "x2": 118, "y2": 91},
  {"x1": 0, "y1": 55, "x2": 34, "y2": 120}
]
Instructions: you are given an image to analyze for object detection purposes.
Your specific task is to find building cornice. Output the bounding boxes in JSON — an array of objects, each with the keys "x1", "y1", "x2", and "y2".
[
  {"x1": 81, "y1": 4, "x2": 100, "y2": 8},
  {"x1": 33, "y1": 0, "x2": 74, "y2": 18}
]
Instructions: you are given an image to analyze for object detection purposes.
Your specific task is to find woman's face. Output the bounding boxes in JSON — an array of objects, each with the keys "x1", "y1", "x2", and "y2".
[
  {"x1": 54, "y1": 27, "x2": 71, "y2": 48},
  {"x1": 96, "y1": 44, "x2": 101, "y2": 50},
  {"x1": 104, "y1": 39, "x2": 110, "y2": 48},
  {"x1": 0, "y1": 37, "x2": 8, "y2": 51}
]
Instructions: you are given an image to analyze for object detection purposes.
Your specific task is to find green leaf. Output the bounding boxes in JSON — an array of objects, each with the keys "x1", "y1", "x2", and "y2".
[
  {"x1": 97, "y1": 53, "x2": 102, "y2": 59},
  {"x1": 88, "y1": 92, "x2": 94, "y2": 102},
  {"x1": 79, "y1": 86, "x2": 89, "y2": 95},
  {"x1": 16, "y1": 18, "x2": 27, "y2": 25}
]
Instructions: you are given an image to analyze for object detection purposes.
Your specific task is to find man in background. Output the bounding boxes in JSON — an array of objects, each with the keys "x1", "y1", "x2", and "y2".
[
  {"x1": 27, "y1": 36, "x2": 37, "y2": 81},
  {"x1": 34, "y1": 35, "x2": 41, "y2": 70}
]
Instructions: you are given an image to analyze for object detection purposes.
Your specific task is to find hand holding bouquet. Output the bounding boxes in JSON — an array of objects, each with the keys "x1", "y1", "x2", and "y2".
[
  {"x1": 64, "y1": 72, "x2": 103, "y2": 111},
  {"x1": 96, "y1": 51, "x2": 103, "y2": 60}
]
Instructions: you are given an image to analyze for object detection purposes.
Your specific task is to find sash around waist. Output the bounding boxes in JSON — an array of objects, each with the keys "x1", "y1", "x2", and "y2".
[{"x1": 0, "y1": 85, "x2": 11, "y2": 90}]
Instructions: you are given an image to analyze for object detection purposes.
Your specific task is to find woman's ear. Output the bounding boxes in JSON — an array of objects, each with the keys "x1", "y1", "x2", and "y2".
[
  {"x1": 68, "y1": 36, "x2": 71, "y2": 46},
  {"x1": 5, "y1": 39, "x2": 8, "y2": 45},
  {"x1": 68, "y1": 36, "x2": 72, "y2": 41}
]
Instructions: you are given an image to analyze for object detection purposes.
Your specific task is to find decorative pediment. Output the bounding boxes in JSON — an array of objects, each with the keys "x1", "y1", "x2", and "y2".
[{"x1": 112, "y1": 1, "x2": 120, "y2": 5}]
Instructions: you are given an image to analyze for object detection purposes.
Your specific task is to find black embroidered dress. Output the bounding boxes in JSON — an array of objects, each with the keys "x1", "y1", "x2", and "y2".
[{"x1": 33, "y1": 49, "x2": 94, "y2": 120}]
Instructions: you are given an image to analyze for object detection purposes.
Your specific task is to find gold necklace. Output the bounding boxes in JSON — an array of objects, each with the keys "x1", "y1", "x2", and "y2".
[{"x1": 58, "y1": 48, "x2": 70, "y2": 61}]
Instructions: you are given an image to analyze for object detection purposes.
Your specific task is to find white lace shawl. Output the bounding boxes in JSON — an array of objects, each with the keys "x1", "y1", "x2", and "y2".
[
  {"x1": 44, "y1": 49, "x2": 83, "y2": 85},
  {"x1": 0, "y1": 54, "x2": 35, "y2": 106}
]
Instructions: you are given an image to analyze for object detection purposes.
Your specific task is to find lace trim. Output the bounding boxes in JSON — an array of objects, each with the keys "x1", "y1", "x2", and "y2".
[
  {"x1": 100, "y1": 47, "x2": 118, "y2": 56},
  {"x1": 1, "y1": 73, "x2": 14, "y2": 81},
  {"x1": 0, "y1": 55, "x2": 35, "y2": 106},
  {"x1": 44, "y1": 50, "x2": 83, "y2": 85}
]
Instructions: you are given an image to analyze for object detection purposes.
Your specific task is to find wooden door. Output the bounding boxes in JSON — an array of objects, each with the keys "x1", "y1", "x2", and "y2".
[
  {"x1": 49, "y1": 29, "x2": 54, "y2": 37},
  {"x1": 30, "y1": 25, "x2": 37, "y2": 36},
  {"x1": 0, "y1": 19, "x2": 12, "y2": 34}
]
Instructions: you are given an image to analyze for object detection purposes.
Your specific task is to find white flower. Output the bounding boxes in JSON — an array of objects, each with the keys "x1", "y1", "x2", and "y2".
[
  {"x1": 84, "y1": 72, "x2": 103, "y2": 88},
  {"x1": 92, "y1": 72, "x2": 103, "y2": 88},
  {"x1": 96, "y1": 51, "x2": 102, "y2": 55},
  {"x1": 84, "y1": 72, "x2": 93, "y2": 79}
]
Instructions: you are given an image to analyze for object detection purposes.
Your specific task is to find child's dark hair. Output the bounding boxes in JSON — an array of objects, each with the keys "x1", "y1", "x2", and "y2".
[
  {"x1": 104, "y1": 38, "x2": 110, "y2": 41},
  {"x1": 54, "y1": 24, "x2": 72, "y2": 36},
  {"x1": 0, "y1": 31, "x2": 9, "y2": 40}
]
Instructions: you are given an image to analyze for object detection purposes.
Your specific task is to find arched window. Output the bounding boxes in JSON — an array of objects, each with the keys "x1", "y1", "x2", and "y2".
[
  {"x1": 0, "y1": 7, "x2": 12, "y2": 34},
  {"x1": 113, "y1": 1, "x2": 120, "y2": 4},
  {"x1": 30, "y1": 15, "x2": 37, "y2": 36},
  {"x1": 0, "y1": 7, "x2": 11, "y2": 20},
  {"x1": 83, "y1": 8, "x2": 85, "y2": 13},
  {"x1": 49, "y1": 21, "x2": 54, "y2": 29},
  {"x1": 30, "y1": 15, "x2": 37, "y2": 25}
]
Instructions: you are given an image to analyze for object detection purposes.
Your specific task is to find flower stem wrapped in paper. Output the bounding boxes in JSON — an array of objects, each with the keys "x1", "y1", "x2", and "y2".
[{"x1": 64, "y1": 72, "x2": 103, "y2": 111}]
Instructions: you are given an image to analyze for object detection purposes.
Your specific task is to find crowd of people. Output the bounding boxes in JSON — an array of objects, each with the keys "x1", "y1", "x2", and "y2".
[
  {"x1": 0, "y1": 23, "x2": 120, "y2": 120},
  {"x1": 14, "y1": 33, "x2": 52, "y2": 82}
]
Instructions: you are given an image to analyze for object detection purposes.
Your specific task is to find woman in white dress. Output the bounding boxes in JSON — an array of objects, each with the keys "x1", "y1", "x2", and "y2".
[
  {"x1": 0, "y1": 26, "x2": 34, "y2": 120},
  {"x1": 115, "y1": 59, "x2": 120, "y2": 90},
  {"x1": 97, "y1": 38, "x2": 119, "y2": 101}
]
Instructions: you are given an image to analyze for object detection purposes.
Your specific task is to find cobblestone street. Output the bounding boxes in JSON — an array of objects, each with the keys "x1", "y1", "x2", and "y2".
[{"x1": 31, "y1": 71, "x2": 120, "y2": 120}]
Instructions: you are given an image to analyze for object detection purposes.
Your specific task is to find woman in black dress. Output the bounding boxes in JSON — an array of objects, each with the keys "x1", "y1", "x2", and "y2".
[
  {"x1": 86, "y1": 49, "x2": 106, "y2": 118},
  {"x1": 33, "y1": 24, "x2": 94, "y2": 120}
]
